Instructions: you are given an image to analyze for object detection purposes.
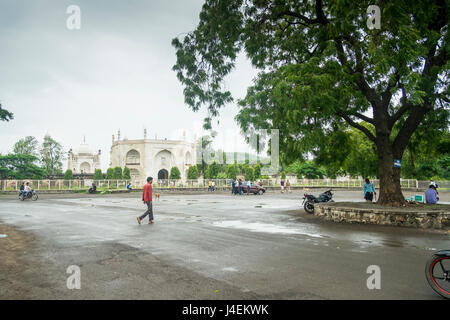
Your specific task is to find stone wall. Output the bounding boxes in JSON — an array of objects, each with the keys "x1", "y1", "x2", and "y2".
[{"x1": 315, "y1": 203, "x2": 450, "y2": 229}]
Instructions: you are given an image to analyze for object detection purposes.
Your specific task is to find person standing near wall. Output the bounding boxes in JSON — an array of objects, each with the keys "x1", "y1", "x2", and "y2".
[{"x1": 363, "y1": 178, "x2": 376, "y2": 202}]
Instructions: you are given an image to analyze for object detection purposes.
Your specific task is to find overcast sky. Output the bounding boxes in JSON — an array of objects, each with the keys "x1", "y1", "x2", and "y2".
[{"x1": 0, "y1": 0, "x2": 258, "y2": 170}]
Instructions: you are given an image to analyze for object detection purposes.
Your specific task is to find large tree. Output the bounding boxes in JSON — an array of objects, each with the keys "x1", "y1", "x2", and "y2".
[{"x1": 173, "y1": 0, "x2": 449, "y2": 206}]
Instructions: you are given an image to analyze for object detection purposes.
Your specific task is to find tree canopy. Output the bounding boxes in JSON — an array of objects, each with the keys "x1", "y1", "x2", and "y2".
[{"x1": 173, "y1": 0, "x2": 449, "y2": 206}]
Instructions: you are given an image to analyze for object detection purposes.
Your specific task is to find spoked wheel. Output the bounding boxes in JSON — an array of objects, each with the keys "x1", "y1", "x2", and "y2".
[
  {"x1": 19, "y1": 194, "x2": 24, "y2": 201},
  {"x1": 426, "y1": 255, "x2": 450, "y2": 299},
  {"x1": 304, "y1": 201, "x2": 315, "y2": 214},
  {"x1": 31, "y1": 193, "x2": 38, "y2": 201}
]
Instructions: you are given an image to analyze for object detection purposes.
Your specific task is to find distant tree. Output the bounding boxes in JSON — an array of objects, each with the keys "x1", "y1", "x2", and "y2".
[
  {"x1": 13, "y1": 136, "x2": 39, "y2": 157},
  {"x1": 123, "y1": 166, "x2": 131, "y2": 180},
  {"x1": 0, "y1": 103, "x2": 13, "y2": 122},
  {"x1": 217, "y1": 172, "x2": 227, "y2": 179},
  {"x1": 63, "y1": 169, "x2": 74, "y2": 180},
  {"x1": 40, "y1": 135, "x2": 64, "y2": 175},
  {"x1": 170, "y1": 166, "x2": 181, "y2": 179},
  {"x1": 244, "y1": 166, "x2": 254, "y2": 181},
  {"x1": 93, "y1": 169, "x2": 103, "y2": 180},
  {"x1": 253, "y1": 163, "x2": 261, "y2": 179},
  {"x1": 113, "y1": 167, "x2": 122, "y2": 179},
  {"x1": 226, "y1": 164, "x2": 239, "y2": 180},
  {"x1": 296, "y1": 162, "x2": 325, "y2": 179},
  {"x1": 106, "y1": 168, "x2": 114, "y2": 179},
  {"x1": 187, "y1": 166, "x2": 199, "y2": 179},
  {"x1": 281, "y1": 171, "x2": 286, "y2": 180},
  {"x1": 208, "y1": 161, "x2": 221, "y2": 179}
]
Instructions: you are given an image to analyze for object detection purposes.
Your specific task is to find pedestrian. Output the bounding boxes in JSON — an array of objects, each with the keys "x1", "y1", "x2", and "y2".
[
  {"x1": 280, "y1": 179, "x2": 285, "y2": 193},
  {"x1": 137, "y1": 177, "x2": 154, "y2": 225},
  {"x1": 238, "y1": 179, "x2": 243, "y2": 195},
  {"x1": 363, "y1": 178, "x2": 376, "y2": 202},
  {"x1": 247, "y1": 179, "x2": 251, "y2": 195},
  {"x1": 208, "y1": 179, "x2": 212, "y2": 192},
  {"x1": 425, "y1": 182, "x2": 439, "y2": 204},
  {"x1": 286, "y1": 179, "x2": 291, "y2": 193},
  {"x1": 212, "y1": 180, "x2": 216, "y2": 192},
  {"x1": 231, "y1": 179, "x2": 236, "y2": 195}
]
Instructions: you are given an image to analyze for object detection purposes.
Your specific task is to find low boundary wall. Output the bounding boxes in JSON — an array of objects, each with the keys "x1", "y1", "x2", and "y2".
[{"x1": 315, "y1": 203, "x2": 450, "y2": 229}]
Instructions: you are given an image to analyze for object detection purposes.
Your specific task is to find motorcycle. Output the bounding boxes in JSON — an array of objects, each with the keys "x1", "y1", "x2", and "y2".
[
  {"x1": 425, "y1": 250, "x2": 450, "y2": 299},
  {"x1": 302, "y1": 189, "x2": 334, "y2": 214},
  {"x1": 19, "y1": 190, "x2": 38, "y2": 201}
]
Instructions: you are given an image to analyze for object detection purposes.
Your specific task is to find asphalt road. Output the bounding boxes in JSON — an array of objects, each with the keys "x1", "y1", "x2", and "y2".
[{"x1": 0, "y1": 190, "x2": 449, "y2": 299}]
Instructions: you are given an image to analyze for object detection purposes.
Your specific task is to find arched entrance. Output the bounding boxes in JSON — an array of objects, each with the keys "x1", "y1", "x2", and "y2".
[{"x1": 158, "y1": 169, "x2": 168, "y2": 180}]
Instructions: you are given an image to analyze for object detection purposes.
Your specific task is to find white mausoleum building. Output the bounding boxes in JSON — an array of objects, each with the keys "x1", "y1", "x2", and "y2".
[
  {"x1": 67, "y1": 137, "x2": 101, "y2": 174},
  {"x1": 109, "y1": 129, "x2": 196, "y2": 182}
]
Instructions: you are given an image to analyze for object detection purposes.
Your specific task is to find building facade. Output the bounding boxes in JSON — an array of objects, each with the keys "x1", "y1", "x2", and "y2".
[
  {"x1": 109, "y1": 129, "x2": 196, "y2": 182},
  {"x1": 67, "y1": 138, "x2": 101, "y2": 174}
]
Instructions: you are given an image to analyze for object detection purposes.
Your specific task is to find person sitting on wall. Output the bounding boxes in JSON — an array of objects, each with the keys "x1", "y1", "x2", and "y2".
[
  {"x1": 126, "y1": 183, "x2": 133, "y2": 192},
  {"x1": 88, "y1": 183, "x2": 97, "y2": 194},
  {"x1": 425, "y1": 182, "x2": 439, "y2": 204}
]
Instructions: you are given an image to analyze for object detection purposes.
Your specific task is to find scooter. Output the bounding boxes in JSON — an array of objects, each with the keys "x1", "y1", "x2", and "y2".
[
  {"x1": 426, "y1": 250, "x2": 450, "y2": 299},
  {"x1": 302, "y1": 189, "x2": 334, "y2": 214}
]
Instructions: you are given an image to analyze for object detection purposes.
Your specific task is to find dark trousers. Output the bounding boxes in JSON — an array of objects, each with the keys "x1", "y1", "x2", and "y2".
[{"x1": 139, "y1": 201, "x2": 153, "y2": 221}]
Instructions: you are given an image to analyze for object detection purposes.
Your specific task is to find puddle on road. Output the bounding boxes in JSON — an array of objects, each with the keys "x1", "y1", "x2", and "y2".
[{"x1": 213, "y1": 220, "x2": 323, "y2": 238}]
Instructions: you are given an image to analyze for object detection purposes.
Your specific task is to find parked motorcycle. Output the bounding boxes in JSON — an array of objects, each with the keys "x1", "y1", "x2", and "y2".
[
  {"x1": 425, "y1": 250, "x2": 450, "y2": 299},
  {"x1": 19, "y1": 190, "x2": 38, "y2": 201},
  {"x1": 302, "y1": 189, "x2": 334, "y2": 214}
]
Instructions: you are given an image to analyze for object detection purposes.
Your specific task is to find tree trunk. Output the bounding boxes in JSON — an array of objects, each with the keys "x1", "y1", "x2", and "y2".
[{"x1": 376, "y1": 137, "x2": 406, "y2": 206}]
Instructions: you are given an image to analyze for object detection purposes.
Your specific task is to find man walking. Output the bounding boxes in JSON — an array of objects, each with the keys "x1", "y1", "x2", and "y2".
[{"x1": 137, "y1": 177, "x2": 154, "y2": 225}]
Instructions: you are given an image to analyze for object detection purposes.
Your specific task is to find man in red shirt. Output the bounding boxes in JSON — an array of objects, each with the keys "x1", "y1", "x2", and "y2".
[{"x1": 137, "y1": 177, "x2": 154, "y2": 224}]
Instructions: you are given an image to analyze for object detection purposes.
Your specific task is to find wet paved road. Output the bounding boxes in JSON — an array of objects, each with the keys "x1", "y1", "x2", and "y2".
[{"x1": 0, "y1": 191, "x2": 449, "y2": 299}]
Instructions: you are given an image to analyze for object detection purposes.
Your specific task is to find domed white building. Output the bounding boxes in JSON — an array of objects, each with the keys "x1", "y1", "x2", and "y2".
[
  {"x1": 109, "y1": 129, "x2": 196, "y2": 182},
  {"x1": 67, "y1": 137, "x2": 101, "y2": 174}
]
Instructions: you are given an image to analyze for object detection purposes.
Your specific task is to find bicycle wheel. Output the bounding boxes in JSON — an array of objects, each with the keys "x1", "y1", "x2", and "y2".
[
  {"x1": 31, "y1": 193, "x2": 38, "y2": 201},
  {"x1": 425, "y1": 254, "x2": 450, "y2": 299}
]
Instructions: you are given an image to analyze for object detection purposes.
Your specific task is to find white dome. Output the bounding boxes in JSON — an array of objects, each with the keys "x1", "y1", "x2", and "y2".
[{"x1": 75, "y1": 143, "x2": 93, "y2": 155}]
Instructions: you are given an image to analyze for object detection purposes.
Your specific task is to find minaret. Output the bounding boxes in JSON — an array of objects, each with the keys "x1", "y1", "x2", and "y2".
[
  {"x1": 117, "y1": 129, "x2": 121, "y2": 141},
  {"x1": 144, "y1": 128, "x2": 147, "y2": 139},
  {"x1": 112, "y1": 134, "x2": 115, "y2": 143}
]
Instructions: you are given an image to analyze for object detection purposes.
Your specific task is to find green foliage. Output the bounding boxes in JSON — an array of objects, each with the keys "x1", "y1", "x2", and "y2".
[
  {"x1": 113, "y1": 167, "x2": 122, "y2": 179},
  {"x1": 123, "y1": 167, "x2": 131, "y2": 180},
  {"x1": 13, "y1": 136, "x2": 39, "y2": 157},
  {"x1": 63, "y1": 169, "x2": 74, "y2": 180},
  {"x1": 0, "y1": 154, "x2": 47, "y2": 179},
  {"x1": 208, "y1": 161, "x2": 222, "y2": 179},
  {"x1": 253, "y1": 163, "x2": 261, "y2": 179},
  {"x1": 93, "y1": 169, "x2": 103, "y2": 180},
  {"x1": 187, "y1": 165, "x2": 199, "y2": 179},
  {"x1": 106, "y1": 168, "x2": 114, "y2": 179},
  {"x1": 170, "y1": 166, "x2": 181, "y2": 179},
  {"x1": 0, "y1": 103, "x2": 13, "y2": 122},
  {"x1": 296, "y1": 162, "x2": 325, "y2": 179},
  {"x1": 244, "y1": 166, "x2": 254, "y2": 181},
  {"x1": 217, "y1": 172, "x2": 227, "y2": 179},
  {"x1": 40, "y1": 134, "x2": 64, "y2": 175},
  {"x1": 281, "y1": 171, "x2": 286, "y2": 180},
  {"x1": 226, "y1": 164, "x2": 239, "y2": 180}
]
